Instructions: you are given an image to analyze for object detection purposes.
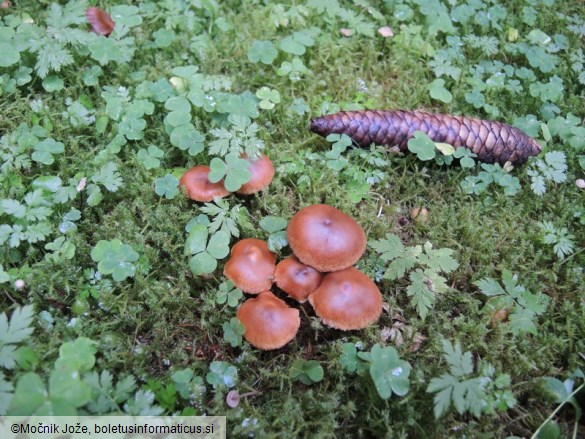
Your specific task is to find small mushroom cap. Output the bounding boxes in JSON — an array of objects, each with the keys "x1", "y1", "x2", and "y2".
[
  {"x1": 274, "y1": 256, "x2": 324, "y2": 303},
  {"x1": 287, "y1": 204, "x2": 366, "y2": 272},
  {"x1": 179, "y1": 165, "x2": 229, "y2": 202},
  {"x1": 86, "y1": 7, "x2": 115, "y2": 36},
  {"x1": 223, "y1": 239, "x2": 277, "y2": 294},
  {"x1": 308, "y1": 267, "x2": 382, "y2": 330},
  {"x1": 237, "y1": 291, "x2": 300, "y2": 350},
  {"x1": 236, "y1": 154, "x2": 275, "y2": 195}
]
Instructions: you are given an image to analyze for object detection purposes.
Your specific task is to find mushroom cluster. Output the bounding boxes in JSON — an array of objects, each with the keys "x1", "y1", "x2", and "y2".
[
  {"x1": 179, "y1": 154, "x2": 275, "y2": 202},
  {"x1": 225, "y1": 204, "x2": 383, "y2": 350}
]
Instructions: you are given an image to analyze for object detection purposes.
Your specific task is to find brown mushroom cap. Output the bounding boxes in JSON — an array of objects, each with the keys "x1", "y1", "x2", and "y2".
[
  {"x1": 223, "y1": 238, "x2": 276, "y2": 294},
  {"x1": 179, "y1": 165, "x2": 229, "y2": 202},
  {"x1": 287, "y1": 204, "x2": 366, "y2": 272},
  {"x1": 236, "y1": 154, "x2": 275, "y2": 195},
  {"x1": 308, "y1": 267, "x2": 382, "y2": 330},
  {"x1": 274, "y1": 256, "x2": 324, "y2": 303},
  {"x1": 237, "y1": 291, "x2": 300, "y2": 350}
]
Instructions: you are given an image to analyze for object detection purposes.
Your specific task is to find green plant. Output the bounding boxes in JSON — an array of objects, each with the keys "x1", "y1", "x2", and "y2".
[
  {"x1": 289, "y1": 360, "x2": 324, "y2": 385},
  {"x1": 367, "y1": 344, "x2": 411, "y2": 399},
  {"x1": 90, "y1": 239, "x2": 140, "y2": 281},
  {"x1": 206, "y1": 361, "x2": 238, "y2": 389},
  {"x1": 370, "y1": 234, "x2": 459, "y2": 318},
  {"x1": 460, "y1": 163, "x2": 521, "y2": 196},
  {"x1": 0, "y1": 305, "x2": 34, "y2": 371},
  {"x1": 534, "y1": 369, "x2": 584, "y2": 439},
  {"x1": 475, "y1": 270, "x2": 550, "y2": 335},
  {"x1": 184, "y1": 224, "x2": 230, "y2": 276},
  {"x1": 538, "y1": 221, "x2": 575, "y2": 259},
  {"x1": 259, "y1": 216, "x2": 288, "y2": 252},
  {"x1": 216, "y1": 281, "x2": 244, "y2": 308},
  {"x1": 247, "y1": 40, "x2": 278, "y2": 65},
  {"x1": 154, "y1": 174, "x2": 180, "y2": 199},
  {"x1": 256, "y1": 87, "x2": 281, "y2": 110},
  {"x1": 427, "y1": 339, "x2": 516, "y2": 419},
  {"x1": 137, "y1": 145, "x2": 164, "y2": 170},
  {"x1": 9, "y1": 337, "x2": 97, "y2": 415},
  {"x1": 338, "y1": 342, "x2": 411, "y2": 400},
  {"x1": 223, "y1": 318, "x2": 245, "y2": 347},
  {"x1": 527, "y1": 151, "x2": 567, "y2": 195},
  {"x1": 209, "y1": 154, "x2": 252, "y2": 192}
]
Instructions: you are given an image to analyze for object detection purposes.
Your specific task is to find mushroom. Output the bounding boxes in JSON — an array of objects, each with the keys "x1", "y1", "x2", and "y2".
[
  {"x1": 274, "y1": 256, "x2": 324, "y2": 303},
  {"x1": 223, "y1": 239, "x2": 277, "y2": 294},
  {"x1": 179, "y1": 165, "x2": 229, "y2": 202},
  {"x1": 236, "y1": 291, "x2": 300, "y2": 350},
  {"x1": 287, "y1": 204, "x2": 366, "y2": 272},
  {"x1": 308, "y1": 267, "x2": 382, "y2": 330},
  {"x1": 86, "y1": 7, "x2": 115, "y2": 36},
  {"x1": 236, "y1": 154, "x2": 275, "y2": 195}
]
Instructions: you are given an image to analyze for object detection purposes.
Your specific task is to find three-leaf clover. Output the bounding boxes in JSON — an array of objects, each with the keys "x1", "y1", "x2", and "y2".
[
  {"x1": 369, "y1": 344, "x2": 411, "y2": 399},
  {"x1": 185, "y1": 224, "x2": 230, "y2": 275},
  {"x1": 170, "y1": 124, "x2": 205, "y2": 156},
  {"x1": 90, "y1": 239, "x2": 139, "y2": 281},
  {"x1": 256, "y1": 87, "x2": 281, "y2": 110},
  {"x1": 208, "y1": 154, "x2": 251, "y2": 192},
  {"x1": 137, "y1": 145, "x2": 164, "y2": 169},
  {"x1": 223, "y1": 317, "x2": 246, "y2": 347},
  {"x1": 279, "y1": 31, "x2": 314, "y2": 55},
  {"x1": 277, "y1": 57, "x2": 308, "y2": 81},
  {"x1": 247, "y1": 40, "x2": 278, "y2": 65},
  {"x1": 206, "y1": 361, "x2": 238, "y2": 389},
  {"x1": 289, "y1": 360, "x2": 324, "y2": 385},
  {"x1": 154, "y1": 174, "x2": 179, "y2": 199},
  {"x1": 216, "y1": 281, "x2": 244, "y2": 307},
  {"x1": 259, "y1": 216, "x2": 288, "y2": 252},
  {"x1": 407, "y1": 131, "x2": 436, "y2": 161},
  {"x1": 453, "y1": 147, "x2": 477, "y2": 168}
]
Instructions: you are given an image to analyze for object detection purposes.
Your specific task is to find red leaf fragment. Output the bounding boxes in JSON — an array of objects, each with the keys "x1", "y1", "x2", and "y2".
[{"x1": 86, "y1": 7, "x2": 115, "y2": 36}]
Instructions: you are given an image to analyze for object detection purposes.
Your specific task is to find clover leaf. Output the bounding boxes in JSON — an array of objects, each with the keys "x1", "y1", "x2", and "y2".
[
  {"x1": 407, "y1": 131, "x2": 437, "y2": 161},
  {"x1": 428, "y1": 78, "x2": 453, "y2": 104},
  {"x1": 208, "y1": 154, "x2": 251, "y2": 192},
  {"x1": 259, "y1": 215, "x2": 288, "y2": 252},
  {"x1": 256, "y1": 87, "x2": 281, "y2": 110},
  {"x1": 0, "y1": 43, "x2": 20, "y2": 68},
  {"x1": 206, "y1": 361, "x2": 238, "y2": 389},
  {"x1": 247, "y1": 40, "x2": 278, "y2": 65},
  {"x1": 279, "y1": 31, "x2": 314, "y2": 56},
  {"x1": 216, "y1": 281, "x2": 244, "y2": 307},
  {"x1": 32, "y1": 138, "x2": 65, "y2": 165},
  {"x1": 154, "y1": 174, "x2": 179, "y2": 199},
  {"x1": 290, "y1": 360, "x2": 324, "y2": 385},
  {"x1": 90, "y1": 239, "x2": 139, "y2": 281},
  {"x1": 170, "y1": 124, "x2": 205, "y2": 156},
  {"x1": 185, "y1": 225, "x2": 230, "y2": 276},
  {"x1": 222, "y1": 317, "x2": 245, "y2": 347},
  {"x1": 369, "y1": 344, "x2": 412, "y2": 399},
  {"x1": 453, "y1": 147, "x2": 477, "y2": 168},
  {"x1": 137, "y1": 145, "x2": 164, "y2": 169},
  {"x1": 277, "y1": 57, "x2": 308, "y2": 81}
]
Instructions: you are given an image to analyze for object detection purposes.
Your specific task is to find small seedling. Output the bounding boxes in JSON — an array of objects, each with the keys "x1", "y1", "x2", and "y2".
[
  {"x1": 90, "y1": 239, "x2": 140, "y2": 282},
  {"x1": 289, "y1": 360, "x2": 324, "y2": 385},
  {"x1": 154, "y1": 174, "x2": 180, "y2": 200},
  {"x1": 475, "y1": 270, "x2": 549, "y2": 335},
  {"x1": 206, "y1": 361, "x2": 238, "y2": 389},
  {"x1": 184, "y1": 224, "x2": 230, "y2": 275},
  {"x1": 222, "y1": 318, "x2": 245, "y2": 347}
]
